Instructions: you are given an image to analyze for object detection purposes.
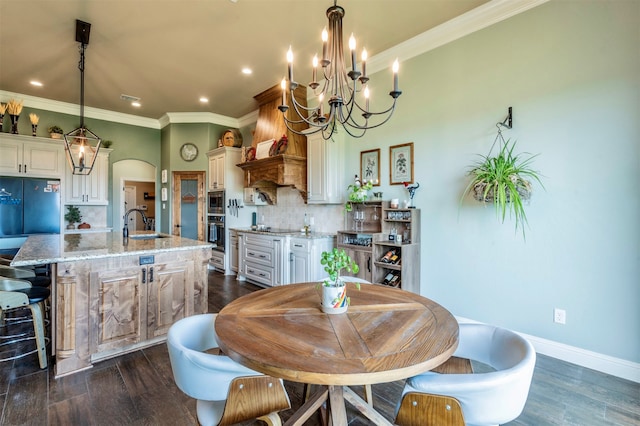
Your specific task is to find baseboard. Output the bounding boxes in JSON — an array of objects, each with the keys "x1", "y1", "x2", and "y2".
[{"x1": 456, "y1": 316, "x2": 640, "y2": 383}]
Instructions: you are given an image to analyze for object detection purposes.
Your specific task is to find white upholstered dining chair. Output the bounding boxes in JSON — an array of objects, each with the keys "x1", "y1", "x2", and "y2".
[
  {"x1": 167, "y1": 313, "x2": 290, "y2": 426},
  {"x1": 395, "y1": 323, "x2": 536, "y2": 426}
]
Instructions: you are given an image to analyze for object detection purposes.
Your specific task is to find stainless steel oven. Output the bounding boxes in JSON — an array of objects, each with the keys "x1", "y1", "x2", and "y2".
[
  {"x1": 208, "y1": 215, "x2": 225, "y2": 252},
  {"x1": 208, "y1": 190, "x2": 225, "y2": 215}
]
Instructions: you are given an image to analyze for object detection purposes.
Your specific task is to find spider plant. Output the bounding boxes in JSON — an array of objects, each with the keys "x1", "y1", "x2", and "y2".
[{"x1": 462, "y1": 139, "x2": 543, "y2": 238}]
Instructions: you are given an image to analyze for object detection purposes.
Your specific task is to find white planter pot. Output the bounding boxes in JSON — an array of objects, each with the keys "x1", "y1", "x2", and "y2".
[{"x1": 321, "y1": 280, "x2": 348, "y2": 314}]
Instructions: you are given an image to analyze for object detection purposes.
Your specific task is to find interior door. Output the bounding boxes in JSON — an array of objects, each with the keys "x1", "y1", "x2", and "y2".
[
  {"x1": 124, "y1": 185, "x2": 137, "y2": 231},
  {"x1": 171, "y1": 171, "x2": 205, "y2": 240}
]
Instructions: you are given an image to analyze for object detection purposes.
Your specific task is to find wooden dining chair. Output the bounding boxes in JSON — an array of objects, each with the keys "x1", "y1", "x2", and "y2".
[{"x1": 167, "y1": 313, "x2": 291, "y2": 426}]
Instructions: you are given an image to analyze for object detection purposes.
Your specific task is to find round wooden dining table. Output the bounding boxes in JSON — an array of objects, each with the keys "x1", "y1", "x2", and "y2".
[{"x1": 215, "y1": 282, "x2": 459, "y2": 426}]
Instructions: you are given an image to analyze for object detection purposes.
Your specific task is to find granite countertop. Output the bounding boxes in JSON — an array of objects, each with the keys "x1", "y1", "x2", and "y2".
[
  {"x1": 232, "y1": 228, "x2": 336, "y2": 239},
  {"x1": 11, "y1": 231, "x2": 213, "y2": 266}
]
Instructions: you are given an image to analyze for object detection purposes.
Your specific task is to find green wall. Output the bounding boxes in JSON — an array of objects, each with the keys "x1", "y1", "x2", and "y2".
[
  {"x1": 341, "y1": 0, "x2": 639, "y2": 363},
  {"x1": 158, "y1": 122, "x2": 234, "y2": 233},
  {"x1": 10, "y1": 107, "x2": 161, "y2": 228}
]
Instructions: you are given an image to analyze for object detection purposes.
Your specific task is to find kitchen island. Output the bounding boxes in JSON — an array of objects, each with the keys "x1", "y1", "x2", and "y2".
[{"x1": 12, "y1": 231, "x2": 212, "y2": 377}]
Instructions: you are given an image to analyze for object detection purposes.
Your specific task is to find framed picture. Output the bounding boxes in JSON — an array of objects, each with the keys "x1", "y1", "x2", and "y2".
[
  {"x1": 389, "y1": 142, "x2": 414, "y2": 185},
  {"x1": 161, "y1": 169, "x2": 168, "y2": 184},
  {"x1": 360, "y1": 149, "x2": 380, "y2": 186}
]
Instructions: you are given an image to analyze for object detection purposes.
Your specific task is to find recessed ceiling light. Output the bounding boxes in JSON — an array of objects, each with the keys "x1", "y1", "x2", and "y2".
[
  {"x1": 131, "y1": 101, "x2": 141, "y2": 108},
  {"x1": 241, "y1": 68, "x2": 252, "y2": 75},
  {"x1": 199, "y1": 97, "x2": 209, "y2": 103},
  {"x1": 30, "y1": 80, "x2": 43, "y2": 87}
]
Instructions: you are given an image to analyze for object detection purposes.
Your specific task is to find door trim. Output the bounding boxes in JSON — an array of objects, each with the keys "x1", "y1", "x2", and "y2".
[{"x1": 171, "y1": 171, "x2": 206, "y2": 240}]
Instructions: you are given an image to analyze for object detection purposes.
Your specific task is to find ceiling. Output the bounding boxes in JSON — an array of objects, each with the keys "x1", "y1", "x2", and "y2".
[{"x1": 0, "y1": 0, "x2": 489, "y2": 120}]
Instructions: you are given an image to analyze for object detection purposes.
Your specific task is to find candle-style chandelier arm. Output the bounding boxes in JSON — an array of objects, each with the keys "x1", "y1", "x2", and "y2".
[{"x1": 279, "y1": 1, "x2": 402, "y2": 140}]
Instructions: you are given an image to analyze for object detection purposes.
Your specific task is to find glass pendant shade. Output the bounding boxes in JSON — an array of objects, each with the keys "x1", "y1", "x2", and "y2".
[{"x1": 64, "y1": 127, "x2": 101, "y2": 176}]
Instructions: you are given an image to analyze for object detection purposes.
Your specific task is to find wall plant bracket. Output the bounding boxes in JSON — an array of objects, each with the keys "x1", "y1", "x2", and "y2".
[{"x1": 497, "y1": 106, "x2": 513, "y2": 129}]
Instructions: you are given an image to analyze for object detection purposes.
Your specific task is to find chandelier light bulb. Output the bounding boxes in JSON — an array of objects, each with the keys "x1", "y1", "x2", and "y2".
[
  {"x1": 364, "y1": 86, "x2": 370, "y2": 112},
  {"x1": 312, "y1": 54, "x2": 319, "y2": 85},
  {"x1": 393, "y1": 59, "x2": 400, "y2": 93},
  {"x1": 361, "y1": 48, "x2": 368, "y2": 80},
  {"x1": 349, "y1": 33, "x2": 357, "y2": 71},
  {"x1": 321, "y1": 28, "x2": 328, "y2": 65},
  {"x1": 287, "y1": 47, "x2": 294, "y2": 82}
]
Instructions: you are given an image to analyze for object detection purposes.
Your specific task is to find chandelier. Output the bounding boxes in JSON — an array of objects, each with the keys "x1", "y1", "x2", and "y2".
[
  {"x1": 278, "y1": 0, "x2": 402, "y2": 140},
  {"x1": 64, "y1": 19, "x2": 102, "y2": 175}
]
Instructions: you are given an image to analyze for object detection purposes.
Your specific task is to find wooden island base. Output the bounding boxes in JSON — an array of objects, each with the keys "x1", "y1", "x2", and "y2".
[{"x1": 11, "y1": 232, "x2": 211, "y2": 377}]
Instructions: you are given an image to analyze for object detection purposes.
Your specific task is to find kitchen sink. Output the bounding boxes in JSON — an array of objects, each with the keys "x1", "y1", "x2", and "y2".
[{"x1": 129, "y1": 233, "x2": 170, "y2": 240}]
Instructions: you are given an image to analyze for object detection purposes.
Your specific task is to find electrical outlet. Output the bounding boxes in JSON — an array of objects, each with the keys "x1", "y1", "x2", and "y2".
[{"x1": 554, "y1": 308, "x2": 566, "y2": 324}]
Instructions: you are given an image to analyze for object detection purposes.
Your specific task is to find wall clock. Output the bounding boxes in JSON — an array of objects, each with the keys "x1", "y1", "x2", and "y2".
[{"x1": 180, "y1": 143, "x2": 198, "y2": 161}]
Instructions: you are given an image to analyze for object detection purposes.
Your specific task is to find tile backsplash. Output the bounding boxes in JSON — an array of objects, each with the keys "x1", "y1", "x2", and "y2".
[
  {"x1": 71, "y1": 206, "x2": 108, "y2": 228},
  {"x1": 257, "y1": 187, "x2": 344, "y2": 233}
]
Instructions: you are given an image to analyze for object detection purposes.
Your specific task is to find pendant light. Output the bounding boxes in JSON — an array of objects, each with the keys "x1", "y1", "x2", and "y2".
[{"x1": 64, "y1": 19, "x2": 102, "y2": 175}]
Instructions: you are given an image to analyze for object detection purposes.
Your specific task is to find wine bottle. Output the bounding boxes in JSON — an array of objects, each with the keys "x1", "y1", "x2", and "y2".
[
  {"x1": 380, "y1": 249, "x2": 395, "y2": 263},
  {"x1": 389, "y1": 272, "x2": 400, "y2": 286}
]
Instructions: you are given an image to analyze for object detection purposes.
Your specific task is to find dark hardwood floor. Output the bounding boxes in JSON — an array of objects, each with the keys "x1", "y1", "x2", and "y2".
[{"x1": 1, "y1": 272, "x2": 638, "y2": 425}]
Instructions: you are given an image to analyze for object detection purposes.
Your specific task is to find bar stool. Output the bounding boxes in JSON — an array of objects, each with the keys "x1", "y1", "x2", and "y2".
[{"x1": 0, "y1": 277, "x2": 50, "y2": 369}]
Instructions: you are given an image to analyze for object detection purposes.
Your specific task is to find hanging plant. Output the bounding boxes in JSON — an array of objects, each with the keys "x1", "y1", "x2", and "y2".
[{"x1": 462, "y1": 131, "x2": 543, "y2": 238}]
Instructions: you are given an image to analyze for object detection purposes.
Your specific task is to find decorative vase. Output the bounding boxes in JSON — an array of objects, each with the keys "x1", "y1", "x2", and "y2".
[
  {"x1": 66, "y1": 224, "x2": 76, "y2": 230},
  {"x1": 9, "y1": 114, "x2": 19, "y2": 134},
  {"x1": 32, "y1": 124, "x2": 37, "y2": 137},
  {"x1": 321, "y1": 278, "x2": 348, "y2": 314},
  {"x1": 50, "y1": 132, "x2": 62, "y2": 139}
]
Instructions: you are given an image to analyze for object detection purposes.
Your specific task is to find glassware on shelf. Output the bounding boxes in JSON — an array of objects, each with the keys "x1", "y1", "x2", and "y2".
[{"x1": 371, "y1": 205, "x2": 379, "y2": 222}]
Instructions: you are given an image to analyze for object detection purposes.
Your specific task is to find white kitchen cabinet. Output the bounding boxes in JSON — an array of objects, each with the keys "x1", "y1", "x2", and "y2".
[
  {"x1": 209, "y1": 249, "x2": 225, "y2": 272},
  {"x1": 230, "y1": 230, "x2": 239, "y2": 273},
  {"x1": 208, "y1": 152, "x2": 225, "y2": 190},
  {"x1": 289, "y1": 236, "x2": 335, "y2": 283},
  {"x1": 0, "y1": 134, "x2": 64, "y2": 178},
  {"x1": 237, "y1": 232, "x2": 289, "y2": 287},
  {"x1": 306, "y1": 131, "x2": 345, "y2": 204},
  {"x1": 65, "y1": 150, "x2": 110, "y2": 205}
]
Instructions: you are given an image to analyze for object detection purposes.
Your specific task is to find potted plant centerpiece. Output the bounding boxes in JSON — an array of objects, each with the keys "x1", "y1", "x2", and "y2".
[
  {"x1": 48, "y1": 125, "x2": 64, "y2": 139},
  {"x1": 64, "y1": 205, "x2": 82, "y2": 229},
  {"x1": 319, "y1": 248, "x2": 360, "y2": 314},
  {"x1": 462, "y1": 137, "x2": 543, "y2": 238}
]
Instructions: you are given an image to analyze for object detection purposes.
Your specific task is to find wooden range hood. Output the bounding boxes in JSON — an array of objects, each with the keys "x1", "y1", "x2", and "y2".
[{"x1": 237, "y1": 84, "x2": 308, "y2": 204}]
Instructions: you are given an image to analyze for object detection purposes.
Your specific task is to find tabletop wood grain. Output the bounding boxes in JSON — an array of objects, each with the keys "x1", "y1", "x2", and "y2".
[{"x1": 215, "y1": 283, "x2": 459, "y2": 386}]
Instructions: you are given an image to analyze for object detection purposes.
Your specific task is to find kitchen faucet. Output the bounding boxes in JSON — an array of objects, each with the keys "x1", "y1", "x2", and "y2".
[{"x1": 123, "y1": 208, "x2": 149, "y2": 238}]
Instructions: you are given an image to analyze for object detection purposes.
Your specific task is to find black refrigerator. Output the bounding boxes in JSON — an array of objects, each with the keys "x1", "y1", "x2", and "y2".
[{"x1": 0, "y1": 176, "x2": 61, "y2": 237}]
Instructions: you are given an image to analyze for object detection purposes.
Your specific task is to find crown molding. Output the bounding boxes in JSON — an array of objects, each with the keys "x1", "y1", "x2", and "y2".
[
  {"x1": 368, "y1": 0, "x2": 551, "y2": 73},
  {"x1": 237, "y1": 109, "x2": 259, "y2": 129},
  {"x1": 0, "y1": 90, "x2": 160, "y2": 129},
  {"x1": 159, "y1": 112, "x2": 239, "y2": 129}
]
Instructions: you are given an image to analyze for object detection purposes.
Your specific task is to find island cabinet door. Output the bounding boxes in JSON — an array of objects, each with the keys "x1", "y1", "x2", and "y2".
[
  {"x1": 146, "y1": 260, "x2": 195, "y2": 338},
  {"x1": 89, "y1": 266, "x2": 144, "y2": 355}
]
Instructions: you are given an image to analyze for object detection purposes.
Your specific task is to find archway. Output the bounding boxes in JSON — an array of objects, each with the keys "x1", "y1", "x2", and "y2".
[{"x1": 112, "y1": 159, "x2": 156, "y2": 235}]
